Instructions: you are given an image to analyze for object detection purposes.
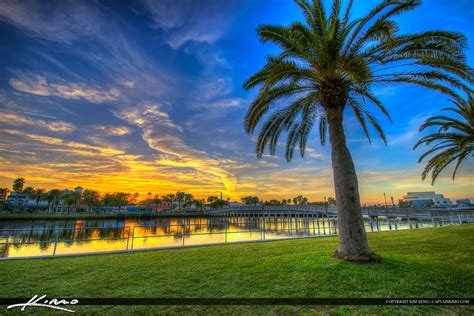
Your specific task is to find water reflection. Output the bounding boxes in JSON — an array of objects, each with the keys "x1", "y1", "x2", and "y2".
[{"x1": 0, "y1": 216, "x2": 437, "y2": 258}]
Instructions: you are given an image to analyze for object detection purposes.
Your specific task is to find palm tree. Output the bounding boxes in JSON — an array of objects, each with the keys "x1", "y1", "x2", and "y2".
[
  {"x1": 46, "y1": 189, "x2": 61, "y2": 214},
  {"x1": 33, "y1": 188, "x2": 45, "y2": 209},
  {"x1": 243, "y1": 0, "x2": 472, "y2": 262},
  {"x1": 12, "y1": 178, "x2": 25, "y2": 193},
  {"x1": 175, "y1": 191, "x2": 185, "y2": 210},
  {"x1": 414, "y1": 94, "x2": 473, "y2": 184}
]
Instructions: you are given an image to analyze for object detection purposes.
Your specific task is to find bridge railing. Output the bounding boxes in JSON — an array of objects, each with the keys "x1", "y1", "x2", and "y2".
[
  {"x1": 208, "y1": 205, "x2": 331, "y2": 214},
  {"x1": 207, "y1": 205, "x2": 474, "y2": 218}
]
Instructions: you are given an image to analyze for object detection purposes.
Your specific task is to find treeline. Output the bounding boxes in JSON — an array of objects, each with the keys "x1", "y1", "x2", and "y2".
[
  {"x1": 11, "y1": 178, "x2": 140, "y2": 211},
  {"x1": 9, "y1": 178, "x2": 336, "y2": 212},
  {"x1": 240, "y1": 195, "x2": 336, "y2": 206},
  {"x1": 9, "y1": 178, "x2": 232, "y2": 211}
]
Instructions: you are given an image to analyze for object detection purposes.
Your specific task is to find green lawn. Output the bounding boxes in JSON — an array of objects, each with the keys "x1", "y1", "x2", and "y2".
[{"x1": 1, "y1": 225, "x2": 473, "y2": 315}]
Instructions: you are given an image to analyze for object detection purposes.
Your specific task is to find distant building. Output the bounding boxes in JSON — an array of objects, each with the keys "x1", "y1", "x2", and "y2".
[
  {"x1": 74, "y1": 186, "x2": 84, "y2": 194},
  {"x1": 402, "y1": 191, "x2": 451, "y2": 207},
  {"x1": 0, "y1": 188, "x2": 9, "y2": 202},
  {"x1": 456, "y1": 199, "x2": 471, "y2": 208},
  {"x1": 5, "y1": 192, "x2": 48, "y2": 210}
]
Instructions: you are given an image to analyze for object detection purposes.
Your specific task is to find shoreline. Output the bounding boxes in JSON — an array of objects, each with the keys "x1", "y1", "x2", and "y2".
[{"x1": 0, "y1": 212, "x2": 205, "y2": 220}]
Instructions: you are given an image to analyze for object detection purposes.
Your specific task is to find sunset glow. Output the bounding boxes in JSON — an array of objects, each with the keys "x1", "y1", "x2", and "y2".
[{"x1": 0, "y1": 0, "x2": 472, "y2": 204}]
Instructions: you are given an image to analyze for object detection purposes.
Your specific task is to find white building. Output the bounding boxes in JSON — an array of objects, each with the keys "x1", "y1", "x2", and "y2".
[{"x1": 403, "y1": 191, "x2": 451, "y2": 207}]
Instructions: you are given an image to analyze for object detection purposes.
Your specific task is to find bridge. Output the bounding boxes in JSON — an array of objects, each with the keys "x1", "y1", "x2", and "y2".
[{"x1": 207, "y1": 205, "x2": 474, "y2": 220}]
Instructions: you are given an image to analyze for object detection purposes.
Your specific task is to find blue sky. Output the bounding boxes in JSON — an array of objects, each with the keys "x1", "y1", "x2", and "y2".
[{"x1": 0, "y1": 0, "x2": 472, "y2": 203}]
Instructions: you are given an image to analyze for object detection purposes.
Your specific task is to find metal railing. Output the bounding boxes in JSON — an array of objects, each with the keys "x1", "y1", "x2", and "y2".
[
  {"x1": 0, "y1": 216, "x2": 472, "y2": 259},
  {"x1": 1, "y1": 226, "x2": 130, "y2": 258}
]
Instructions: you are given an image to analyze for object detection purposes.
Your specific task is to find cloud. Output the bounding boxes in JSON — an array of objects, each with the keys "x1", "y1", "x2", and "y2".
[
  {"x1": 92, "y1": 125, "x2": 133, "y2": 136},
  {"x1": 196, "y1": 77, "x2": 233, "y2": 101},
  {"x1": 0, "y1": 111, "x2": 76, "y2": 132},
  {"x1": 114, "y1": 103, "x2": 237, "y2": 193},
  {"x1": 189, "y1": 77, "x2": 245, "y2": 110},
  {"x1": 9, "y1": 73, "x2": 120, "y2": 103},
  {"x1": 0, "y1": 0, "x2": 103, "y2": 43},
  {"x1": 141, "y1": 0, "x2": 239, "y2": 48}
]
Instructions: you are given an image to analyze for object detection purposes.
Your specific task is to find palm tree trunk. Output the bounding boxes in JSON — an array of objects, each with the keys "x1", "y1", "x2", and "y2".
[{"x1": 327, "y1": 106, "x2": 381, "y2": 262}]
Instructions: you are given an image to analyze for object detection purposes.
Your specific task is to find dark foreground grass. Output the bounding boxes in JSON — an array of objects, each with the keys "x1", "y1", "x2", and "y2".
[{"x1": 1, "y1": 225, "x2": 473, "y2": 315}]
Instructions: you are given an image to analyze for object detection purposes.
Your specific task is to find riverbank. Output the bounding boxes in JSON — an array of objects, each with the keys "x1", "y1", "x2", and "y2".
[
  {"x1": 0, "y1": 212, "x2": 204, "y2": 220},
  {"x1": 1, "y1": 225, "x2": 472, "y2": 314}
]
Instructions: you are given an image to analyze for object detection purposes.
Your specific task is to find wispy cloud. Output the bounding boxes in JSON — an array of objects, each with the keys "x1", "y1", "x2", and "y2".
[
  {"x1": 0, "y1": 111, "x2": 76, "y2": 132},
  {"x1": 92, "y1": 125, "x2": 133, "y2": 136},
  {"x1": 0, "y1": 0, "x2": 103, "y2": 43},
  {"x1": 141, "y1": 0, "x2": 239, "y2": 49},
  {"x1": 114, "y1": 103, "x2": 237, "y2": 193},
  {"x1": 9, "y1": 72, "x2": 120, "y2": 103}
]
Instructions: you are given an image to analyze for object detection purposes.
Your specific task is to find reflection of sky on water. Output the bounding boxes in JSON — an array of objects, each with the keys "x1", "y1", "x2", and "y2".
[{"x1": 0, "y1": 217, "x2": 429, "y2": 258}]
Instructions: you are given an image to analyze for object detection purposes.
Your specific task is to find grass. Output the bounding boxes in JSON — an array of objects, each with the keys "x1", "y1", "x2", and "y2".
[{"x1": 1, "y1": 225, "x2": 473, "y2": 315}]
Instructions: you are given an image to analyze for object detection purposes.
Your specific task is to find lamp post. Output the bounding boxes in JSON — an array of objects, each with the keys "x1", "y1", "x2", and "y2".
[
  {"x1": 324, "y1": 196, "x2": 328, "y2": 214},
  {"x1": 383, "y1": 192, "x2": 388, "y2": 217}
]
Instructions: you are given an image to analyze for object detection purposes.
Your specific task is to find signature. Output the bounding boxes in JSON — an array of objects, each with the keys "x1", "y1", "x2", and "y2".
[{"x1": 7, "y1": 295, "x2": 78, "y2": 313}]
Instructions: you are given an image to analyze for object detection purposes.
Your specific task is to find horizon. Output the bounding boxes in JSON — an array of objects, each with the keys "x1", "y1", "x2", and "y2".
[{"x1": 0, "y1": 0, "x2": 473, "y2": 204}]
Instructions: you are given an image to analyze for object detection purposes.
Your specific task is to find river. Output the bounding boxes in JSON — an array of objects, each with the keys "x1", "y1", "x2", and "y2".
[{"x1": 0, "y1": 216, "x2": 426, "y2": 258}]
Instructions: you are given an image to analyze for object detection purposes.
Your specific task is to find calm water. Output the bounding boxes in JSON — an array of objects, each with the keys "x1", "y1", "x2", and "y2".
[{"x1": 0, "y1": 216, "x2": 431, "y2": 258}]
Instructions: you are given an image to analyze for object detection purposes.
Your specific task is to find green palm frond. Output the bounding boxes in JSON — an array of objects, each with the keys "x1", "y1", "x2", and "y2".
[
  {"x1": 415, "y1": 94, "x2": 474, "y2": 184},
  {"x1": 243, "y1": 0, "x2": 473, "y2": 160}
]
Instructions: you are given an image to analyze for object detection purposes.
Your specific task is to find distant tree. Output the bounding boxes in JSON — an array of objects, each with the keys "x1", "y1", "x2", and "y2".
[
  {"x1": 292, "y1": 195, "x2": 307, "y2": 205},
  {"x1": 211, "y1": 199, "x2": 229, "y2": 209},
  {"x1": 63, "y1": 191, "x2": 81, "y2": 213},
  {"x1": 194, "y1": 199, "x2": 204, "y2": 210},
  {"x1": 23, "y1": 186, "x2": 35, "y2": 199},
  {"x1": 101, "y1": 193, "x2": 115, "y2": 208},
  {"x1": 46, "y1": 189, "x2": 61, "y2": 213},
  {"x1": 327, "y1": 197, "x2": 336, "y2": 206},
  {"x1": 175, "y1": 191, "x2": 185, "y2": 210},
  {"x1": 153, "y1": 194, "x2": 161, "y2": 210},
  {"x1": 33, "y1": 188, "x2": 46, "y2": 208},
  {"x1": 281, "y1": 199, "x2": 287, "y2": 205},
  {"x1": 82, "y1": 190, "x2": 101, "y2": 212},
  {"x1": 398, "y1": 199, "x2": 414, "y2": 208},
  {"x1": 265, "y1": 199, "x2": 282, "y2": 205},
  {"x1": 162, "y1": 194, "x2": 176, "y2": 210},
  {"x1": 129, "y1": 192, "x2": 139, "y2": 205},
  {"x1": 207, "y1": 196, "x2": 218, "y2": 204},
  {"x1": 241, "y1": 196, "x2": 259, "y2": 205},
  {"x1": 12, "y1": 178, "x2": 25, "y2": 193},
  {"x1": 114, "y1": 192, "x2": 131, "y2": 210},
  {"x1": 183, "y1": 193, "x2": 194, "y2": 208}
]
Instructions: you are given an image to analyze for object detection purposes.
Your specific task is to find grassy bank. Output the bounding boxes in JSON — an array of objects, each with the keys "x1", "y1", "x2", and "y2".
[
  {"x1": 1, "y1": 225, "x2": 473, "y2": 315},
  {"x1": 0, "y1": 212, "x2": 204, "y2": 220}
]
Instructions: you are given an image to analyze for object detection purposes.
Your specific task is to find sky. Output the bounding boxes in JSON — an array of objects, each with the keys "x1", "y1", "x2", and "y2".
[{"x1": 0, "y1": 0, "x2": 472, "y2": 204}]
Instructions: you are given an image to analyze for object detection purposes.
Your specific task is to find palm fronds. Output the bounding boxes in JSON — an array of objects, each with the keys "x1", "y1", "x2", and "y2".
[
  {"x1": 414, "y1": 95, "x2": 474, "y2": 184},
  {"x1": 243, "y1": 0, "x2": 473, "y2": 160}
]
